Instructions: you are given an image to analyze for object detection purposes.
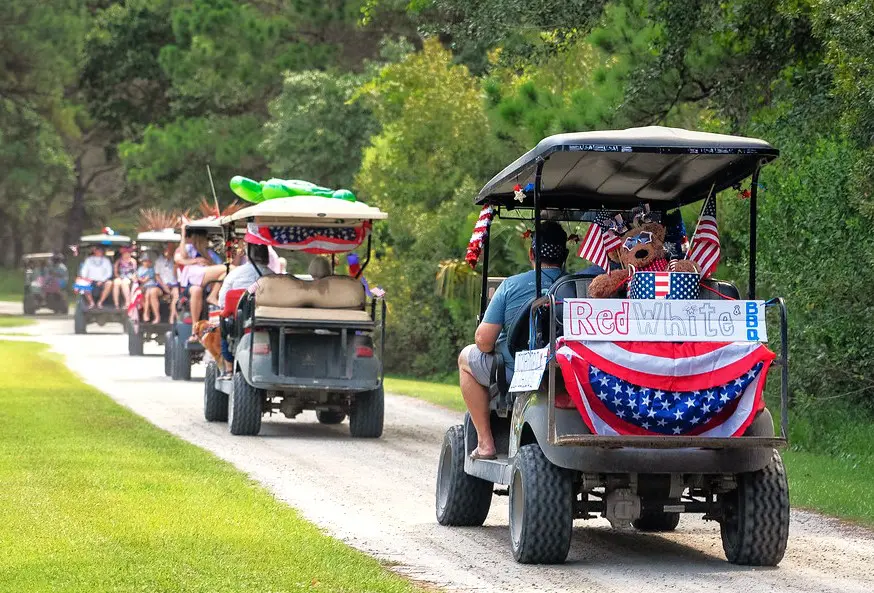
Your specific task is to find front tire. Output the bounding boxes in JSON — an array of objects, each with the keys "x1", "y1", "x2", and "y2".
[
  {"x1": 316, "y1": 410, "x2": 346, "y2": 424},
  {"x1": 172, "y1": 335, "x2": 191, "y2": 381},
  {"x1": 23, "y1": 294, "x2": 36, "y2": 315},
  {"x1": 228, "y1": 370, "x2": 262, "y2": 435},
  {"x1": 720, "y1": 450, "x2": 790, "y2": 566},
  {"x1": 509, "y1": 443, "x2": 573, "y2": 564},
  {"x1": 349, "y1": 386, "x2": 384, "y2": 438},
  {"x1": 203, "y1": 361, "x2": 228, "y2": 422},
  {"x1": 436, "y1": 425, "x2": 492, "y2": 526},
  {"x1": 74, "y1": 304, "x2": 86, "y2": 334}
]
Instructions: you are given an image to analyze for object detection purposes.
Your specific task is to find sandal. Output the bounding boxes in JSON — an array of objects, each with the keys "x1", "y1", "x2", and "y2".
[{"x1": 469, "y1": 447, "x2": 498, "y2": 461}]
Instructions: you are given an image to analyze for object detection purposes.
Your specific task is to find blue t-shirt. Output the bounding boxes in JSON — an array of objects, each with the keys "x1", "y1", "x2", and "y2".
[{"x1": 482, "y1": 268, "x2": 563, "y2": 371}]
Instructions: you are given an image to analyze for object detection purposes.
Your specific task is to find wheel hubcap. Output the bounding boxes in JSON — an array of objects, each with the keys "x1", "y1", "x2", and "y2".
[
  {"x1": 510, "y1": 469, "x2": 524, "y2": 548},
  {"x1": 436, "y1": 441, "x2": 452, "y2": 512}
]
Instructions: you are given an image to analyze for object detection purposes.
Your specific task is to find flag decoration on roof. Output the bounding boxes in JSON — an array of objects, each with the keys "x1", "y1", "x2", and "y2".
[
  {"x1": 245, "y1": 222, "x2": 369, "y2": 254},
  {"x1": 465, "y1": 205, "x2": 494, "y2": 268},
  {"x1": 578, "y1": 211, "x2": 620, "y2": 270},
  {"x1": 688, "y1": 192, "x2": 720, "y2": 278},
  {"x1": 555, "y1": 340, "x2": 775, "y2": 437}
]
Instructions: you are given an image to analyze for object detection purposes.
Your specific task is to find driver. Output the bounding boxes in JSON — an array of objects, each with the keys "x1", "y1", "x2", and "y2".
[{"x1": 458, "y1": 221, "x2": 568, "y2": 460}]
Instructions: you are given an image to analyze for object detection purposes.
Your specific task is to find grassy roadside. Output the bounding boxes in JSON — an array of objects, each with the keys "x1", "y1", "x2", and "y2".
[
  {"x1": 0, "y1": 341, "x2": 423, "y2": 593},
  {"x1": 385, "y1": 375, "x2": 874, "y2": 526},
  {"x1": 0, "y1": 315, "x2": 33, "y2": 328}
]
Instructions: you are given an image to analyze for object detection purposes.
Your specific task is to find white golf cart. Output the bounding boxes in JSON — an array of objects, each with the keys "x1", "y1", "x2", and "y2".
[
  {"x1": 128, "y1": 229, "x2": 181, "y2": 356},
  {"x1": 73, "y1": 233, "x2": 133, "y2": 334}
]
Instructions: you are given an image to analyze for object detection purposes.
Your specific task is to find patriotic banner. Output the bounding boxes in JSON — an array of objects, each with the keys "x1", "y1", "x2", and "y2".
[
  {"x1": 465, "y1": 206, "x2": 494, "y2": 268},
  {"x1": 555, "y1": 340, "x2": 775, "y2": 436},
  {"x1": 245, "y1": 222, "x2": 369, "y2": 254},
  {"x1": 127, "y1": 280, "x2": 143, "y2": 320},
  {"x1": 688, "y1": 192, "x2": 720, "y2": 278}
]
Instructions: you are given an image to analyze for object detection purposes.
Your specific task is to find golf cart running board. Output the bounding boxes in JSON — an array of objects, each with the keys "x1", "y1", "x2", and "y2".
[{"x1": 465, "y1": 455, "x2": 512, "y2": 485}]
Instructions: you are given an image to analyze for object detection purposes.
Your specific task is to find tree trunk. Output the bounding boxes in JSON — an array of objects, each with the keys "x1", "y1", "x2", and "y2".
[{"x1": 64, "y1": 157, "x2": 87, "y2": 249}]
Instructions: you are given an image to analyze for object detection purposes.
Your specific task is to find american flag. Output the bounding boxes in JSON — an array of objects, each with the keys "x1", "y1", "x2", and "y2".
[
  {"x1": 127, "y1": 280, "x2": 143, "y2": 321},
  {"x1": 688, "y1": 193, "x2": 720, "y2": 278},
  {"x1": 578, "y1": 212, "x2": 620, "y2": 269},
  {"x1": 246, "y1": 223, "x2": 368, "y2": 254},
  {"x1": 556, "y1": 340, "x2": 775, "y2": 436},
  {"x1": 629, "y1": 271, "x2": 699, "y2": 300}
]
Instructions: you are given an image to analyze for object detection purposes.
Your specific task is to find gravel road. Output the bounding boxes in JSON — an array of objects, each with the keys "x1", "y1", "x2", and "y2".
[{"x1": 4, "y1": 309, "x2": 874, "y2": 592}]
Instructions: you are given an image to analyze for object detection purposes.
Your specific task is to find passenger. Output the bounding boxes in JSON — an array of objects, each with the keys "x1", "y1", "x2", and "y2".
[
  {"x1": 137, "y1": 254, "x2": 160, "y2": 323},
  {"x1": 48, "y1": 254, "x2": 68, "y2": 292},
  {"x1": 155, "y1": 243, "x2": 179, "y2": 324},
  {"x1": 175, "y1": 227, "x2": 225, "y2": 329},
  {"x1": 79, "y1": 246, "x2": 114, "y2": 309},
  {"x1": 458, "y1": 221, "x2": 568, "y2": 460},
  {"x1": 112, "y1": 247, "x2": 137, "y2": 309},
  {"x1": 307, "y1": 256, "x2": 331, "y2": 279}
]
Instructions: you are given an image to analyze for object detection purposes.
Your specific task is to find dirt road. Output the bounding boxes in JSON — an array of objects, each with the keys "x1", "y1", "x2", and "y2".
[{"x1": 5, "y1": 311, "x2": 874, "y2": 592}]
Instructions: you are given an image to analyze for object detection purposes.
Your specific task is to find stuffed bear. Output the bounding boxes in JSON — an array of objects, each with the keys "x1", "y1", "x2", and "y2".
[{"x1": 587, "y1": 215, "x2": 699, "y2": 298}]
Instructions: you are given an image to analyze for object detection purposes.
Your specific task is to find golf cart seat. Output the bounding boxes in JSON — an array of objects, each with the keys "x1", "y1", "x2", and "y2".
[{"x1": 250, "y1": 275, "x2": 371, "y2": 323}]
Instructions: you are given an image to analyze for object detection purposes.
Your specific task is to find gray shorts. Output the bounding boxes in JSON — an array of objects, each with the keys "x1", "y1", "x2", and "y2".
[{"x1": 461, "y1": 344, "x2": 494, "y2": 387}]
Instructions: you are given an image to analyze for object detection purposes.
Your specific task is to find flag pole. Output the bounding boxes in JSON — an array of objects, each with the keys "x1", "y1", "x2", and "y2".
[
  {"x1": 206, "y1": 164, "x2": 220, "y2": 218},
  {"x1": 687, "y1": 182, "x2": 717, "y2": 256}
]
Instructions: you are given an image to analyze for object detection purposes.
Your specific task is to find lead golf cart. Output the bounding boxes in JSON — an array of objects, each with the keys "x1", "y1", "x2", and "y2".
[
  {"x1": 435, "y1": 127, "x2": 791, "y2": 566},
  {"x1": 203, "y1": 195, "x2": 388, "y2": 437},
  {"x1": 128, "y1": 230, "x2": 181, "y2": 356},
  {"x1": 22, "y1": 253, "x2": 68, "y2": 314},
  {"x1": 73, "y1": 233, "x2": 133, "y2": 334},
  {"x1": 166, "y1": 217, "x2": 225, "y2": 380}
]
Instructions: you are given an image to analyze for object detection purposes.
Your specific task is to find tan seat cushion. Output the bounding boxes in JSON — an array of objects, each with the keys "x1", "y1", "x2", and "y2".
[
  {"x1": 252, "y1": 275, "x2": 365, "y2": 309},
  {"x1": 255, "y1": 306, "x2": 372, "y2": 323}
]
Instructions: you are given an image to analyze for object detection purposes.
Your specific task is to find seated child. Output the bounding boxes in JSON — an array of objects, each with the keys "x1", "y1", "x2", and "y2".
[{"x1": 137, "y1": 255, "x2": 160, "y2": 323}]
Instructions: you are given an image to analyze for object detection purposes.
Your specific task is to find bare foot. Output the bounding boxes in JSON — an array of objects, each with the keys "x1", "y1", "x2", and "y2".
[{"x1": 469, "y1": 446, "x2": 497, "y2": 460}]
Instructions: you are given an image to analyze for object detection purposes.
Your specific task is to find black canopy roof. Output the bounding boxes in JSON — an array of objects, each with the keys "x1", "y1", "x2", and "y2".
[{"x1": 476, "y1": 126, "x2": 778, "y2": 210}]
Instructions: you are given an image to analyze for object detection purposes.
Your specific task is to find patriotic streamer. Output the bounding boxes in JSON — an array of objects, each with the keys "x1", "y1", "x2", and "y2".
[
  {"x1": 465, "y1": 205, "x2": 494, "y2": 268},
  {"x1": 245, "y1": 222, "x2": 369, "y2": 254}
]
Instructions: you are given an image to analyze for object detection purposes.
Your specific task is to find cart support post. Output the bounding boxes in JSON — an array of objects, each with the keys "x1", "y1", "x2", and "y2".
[
  {"x1": 478, "y1": 220, "x2": 491, "y2": 321},
  {"x1": 748, "y1": 168, "x2": 760, "y2": 300},
  {"x1": 533, "y1": 158, "x2": 545, "y2": 297}
]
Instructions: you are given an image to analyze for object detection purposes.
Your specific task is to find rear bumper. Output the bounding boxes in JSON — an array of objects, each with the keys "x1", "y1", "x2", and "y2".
[{"x1": 247, "y1": 373, "x2": 380, "y2": 393}]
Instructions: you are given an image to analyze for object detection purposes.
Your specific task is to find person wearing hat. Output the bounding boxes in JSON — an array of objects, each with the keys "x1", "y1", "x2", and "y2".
[{"x1": 458, "y1": 220, "x2": 568, "y2": 460}]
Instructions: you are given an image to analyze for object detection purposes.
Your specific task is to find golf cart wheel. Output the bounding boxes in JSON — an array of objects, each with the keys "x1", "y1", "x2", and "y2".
[
  {"x1": 633, "y1": 511, "x2": 680, "y2": 532},
  {"x1": 172, "y1": 335, "x2": 191, "y2": 381},
  {"x1": 74, "y1": 304, "x2": 86, "y2": 334},
  {"x1": 349, "y1": 386, "x2": 384, "y2": 438},
  {"x1": 720, "y1": 450, "x2": 790, "y2": 566},
  {"x1": 163, "y1": 331, "x2": 174, "y2": 377},
  {"x1": 316, "y1": 410, "x2": 346, "y2": 425},
  {"x1": 435, "y1": 425, "x2": 492, "y2": 526},
  {"x1": 228, "y1": 370, "x2": 262, "y2": 435},
  {"x1": 509, "y1": 443, "x2": 573, "y2": 564},
  {"x1": 128, "y1": 321, "x2": 143, "y2": 356},
  {"x1": 203, "y1": 362, "x2": 228, "y2": 422},
  {"x1": 22, "y1": 295, "x2": 36, "y2": 315}
]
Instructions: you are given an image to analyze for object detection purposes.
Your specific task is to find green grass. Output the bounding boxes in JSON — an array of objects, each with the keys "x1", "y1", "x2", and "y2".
[
  {"x1": 385, "y1": 375, "x2": 874, "y2": 526},
  {"x1": 0, "y1": 341, "x2": 423, "y2": 593},
  {"x1": 0, "y1": 266, "x2": 23, "y2": 302},
  {"x1": 385, "y1": 375, "x2": 463, "y2": 412},
  {"x1": 0, "y1": 315, "x2": 34, "y2": 328}
]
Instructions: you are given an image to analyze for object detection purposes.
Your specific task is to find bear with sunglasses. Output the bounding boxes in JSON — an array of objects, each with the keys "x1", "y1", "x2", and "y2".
[{"x1": 587, "y1": 210, "x2": 699, "y2": 299}]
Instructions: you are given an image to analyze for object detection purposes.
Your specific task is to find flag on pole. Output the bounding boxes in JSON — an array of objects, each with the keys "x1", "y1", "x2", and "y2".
[
  {"x1": 127, "y1": 280, "x2": 143, "y2": 320},
  {"x1": 578, "y1": 212, "x2": 620, "y2": 270},
  {"x1": 688, "y1": 192, "x2": 720, "y2": 278}
]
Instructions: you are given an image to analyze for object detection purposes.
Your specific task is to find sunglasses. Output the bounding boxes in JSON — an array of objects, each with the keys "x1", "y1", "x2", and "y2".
[{"x1": 623, "y1": 231, "x2": 653, "y2": 251}]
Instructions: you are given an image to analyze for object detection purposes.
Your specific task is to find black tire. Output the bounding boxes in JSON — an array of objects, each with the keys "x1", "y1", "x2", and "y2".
[
  {"x1": 128, "y1": 321, "x2": 144, "y2": 356},
  {"x1": 633, "y1": 511, "x2": 681, "y2": 532},
  {"x1": 349, "y1": 386, "x2": 384, "y2": 438},
  {"x1": 203, "y1": 361, "x2": 228, "y2": 422},
  {"x1": 316, "y1": 410, "x2": 346, "y2": 424},
  {"x1": 172, "y1": 335, "x2": 191, "y2": 381},
  {"x1": 164, "y1": 331, "x2": 174, "y2": 377},
  {"x1": 720, "y1": 450, "x2": 790, "y2": 566},
  {"x1": 509, "y1": 443, "x2": 573, "y2": 564},
  {"x1": 74, "y1": 305, "x2": 86, "y2": 334},
  {"x1": 435, "y1": 425, "x2": 493, "y2": 526},
  {"x1": 23, "y1": 294, "x2": 36, "y2": 315},
  {"x1": 228, "y1": 370, "x2": 262, "y2": 435}
]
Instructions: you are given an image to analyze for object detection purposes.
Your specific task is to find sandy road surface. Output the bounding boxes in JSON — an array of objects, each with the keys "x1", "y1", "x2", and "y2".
[{"x1": 4, "y1": 309, "x2": 874, "y2": 592}]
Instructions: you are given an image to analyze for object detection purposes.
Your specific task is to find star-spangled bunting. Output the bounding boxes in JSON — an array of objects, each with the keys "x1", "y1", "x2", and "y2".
[
  {"x1": 629, "y1": 271, "x2": 699, "y2": 299},
  {"x1": 245, "y1": 223, "x2": 368, "y2": 254}
]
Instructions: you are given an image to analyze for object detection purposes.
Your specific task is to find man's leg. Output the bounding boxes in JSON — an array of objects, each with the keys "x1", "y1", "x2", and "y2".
[
  {"x1": 188, "y1": 285, "x2": 203, "y2": 336},
  {"x1": 98, "y1": 281, "x2": 112, "y2": 307},
  {"x1": 85, "y1": 284, "x2": 96, "y2": 308},
  {"x1": 168, "y1": 286, "x2": 179, "y2": 323},
  {"x1": 458, "y1": 345, "x2": 496, "y2": 458}
]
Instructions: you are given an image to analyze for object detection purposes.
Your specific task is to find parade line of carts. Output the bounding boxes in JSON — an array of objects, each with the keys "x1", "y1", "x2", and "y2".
[{"x1": 60, "y1": 126, "x2": 792, "y2": 567}]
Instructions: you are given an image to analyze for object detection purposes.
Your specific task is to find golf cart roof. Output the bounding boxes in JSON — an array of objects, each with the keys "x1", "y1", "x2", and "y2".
[
  {"x1": 136, "y1": 230, "x2": 182, "y2": 243},
  {"x1": 22, "y1": 252, "x2": 55, "y2": 262},
  {"x1": 78, "y1": 233, "x2": 132, "y2": 246},
  {"x1": 223, "y1": 196, "x2": 388, "y2": 226},
  {"x1": 184, "y1": 217, "x2": 223, "y2": 232},
  {"x1": 476, "y1": 126, "x2": 778, "y2": 210}
]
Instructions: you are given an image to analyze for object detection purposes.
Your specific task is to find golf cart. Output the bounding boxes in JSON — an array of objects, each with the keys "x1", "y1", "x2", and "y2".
[
  {"x1": 204, "y1": 195, "x2": 388, "y2": 437},
  {"x1": 73, "y1": 233, "x2": 133, "y2": 334},
  {"x1": 166, "y1": 217, "x2": 224, "y2": 380},
  {"x1": 22, "y1": 253, "x2": 68, "y2": 314},
  {"x1": 127, "y1": 230, "x2": 181, "y2": 356},
  {"x1": 435, "y1": 127, "x2": 791, "y2": 566}
]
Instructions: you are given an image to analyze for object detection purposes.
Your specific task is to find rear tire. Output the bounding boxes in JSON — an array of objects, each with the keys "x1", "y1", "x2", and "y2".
[
  {"x1": 164, "y1": 331, "x2": 174, "y2": 377},
  {"x1": 74, "y1": 304, "x2": 86, "y2": 334},
  {"x1": 228, "y1": 370, "x2": 262, "y2": 435},
  {"x1": 633, "y1": 511, "x2": 680, "y2": 532},
  {"x1": 128, "y1": 320, "x2": 143, "y2": 356},
  {"x1": 23, "y1": 294, "x2": 36, "y2": 315},
  {"x1": 720, "y1": 450, "x2": 790, "y2": 566},
  {"x1": 435, "y1": 425, "x2": 492, "y2": 526},
  {"x1": 316, "y1": 410, "x2": 346, "y2": 424},
  {"x1": 203, "y1": 362, "x2": 228, "y2": 422},
  {"x1": 509, "y1": 443, "x2": 573, "y2": 564},
  {"x1": 349, "y1": 386, "x2": 384, "y2": 438},
  {"x1": 172, "y1": 335, "x2": 191, "y2": 381}
]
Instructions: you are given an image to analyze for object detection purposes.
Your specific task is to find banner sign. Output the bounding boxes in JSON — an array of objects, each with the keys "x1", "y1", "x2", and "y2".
[
  {"x1": 509, "y1": 348, "x2": 549, "y2": 392},
  {"x1": 562, "y1": 299, "x2": 768, "y2": 343}
]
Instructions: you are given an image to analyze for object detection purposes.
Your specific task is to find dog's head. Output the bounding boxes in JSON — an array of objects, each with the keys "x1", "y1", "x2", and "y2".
[{"x1": 192, "y1": 320, "x2": 212, "y2": 341}]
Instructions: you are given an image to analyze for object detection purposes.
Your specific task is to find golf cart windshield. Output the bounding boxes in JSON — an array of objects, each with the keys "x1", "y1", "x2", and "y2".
[
  {"x1": 136, "y1": 230, "x2": 181, "y2": 244},
  {"x1": 78, "y1": 234, "x2": 132, "y2": 248},
  {"x1": 23, "y1": 253, "x2": 54, "y2": 266}
]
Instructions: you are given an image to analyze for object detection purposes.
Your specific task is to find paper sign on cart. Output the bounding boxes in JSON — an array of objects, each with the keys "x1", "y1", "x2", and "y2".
[
  {"x1": 509, "y1": 347, "x2": 549, "y2": 392},
  {"x1": 561, "y1": 298, "x2": 768, "y2": 342}
]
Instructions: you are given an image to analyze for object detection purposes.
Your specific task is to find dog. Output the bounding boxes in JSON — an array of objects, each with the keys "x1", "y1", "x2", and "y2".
[{"x1": 192, "y1": 319, "x2": 223, "y2": 363}]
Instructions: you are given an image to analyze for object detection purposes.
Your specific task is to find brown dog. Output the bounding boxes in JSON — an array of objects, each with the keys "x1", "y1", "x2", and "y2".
[{"x1": 192, "y1": 320, "x2": 223, "y2": 362}]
